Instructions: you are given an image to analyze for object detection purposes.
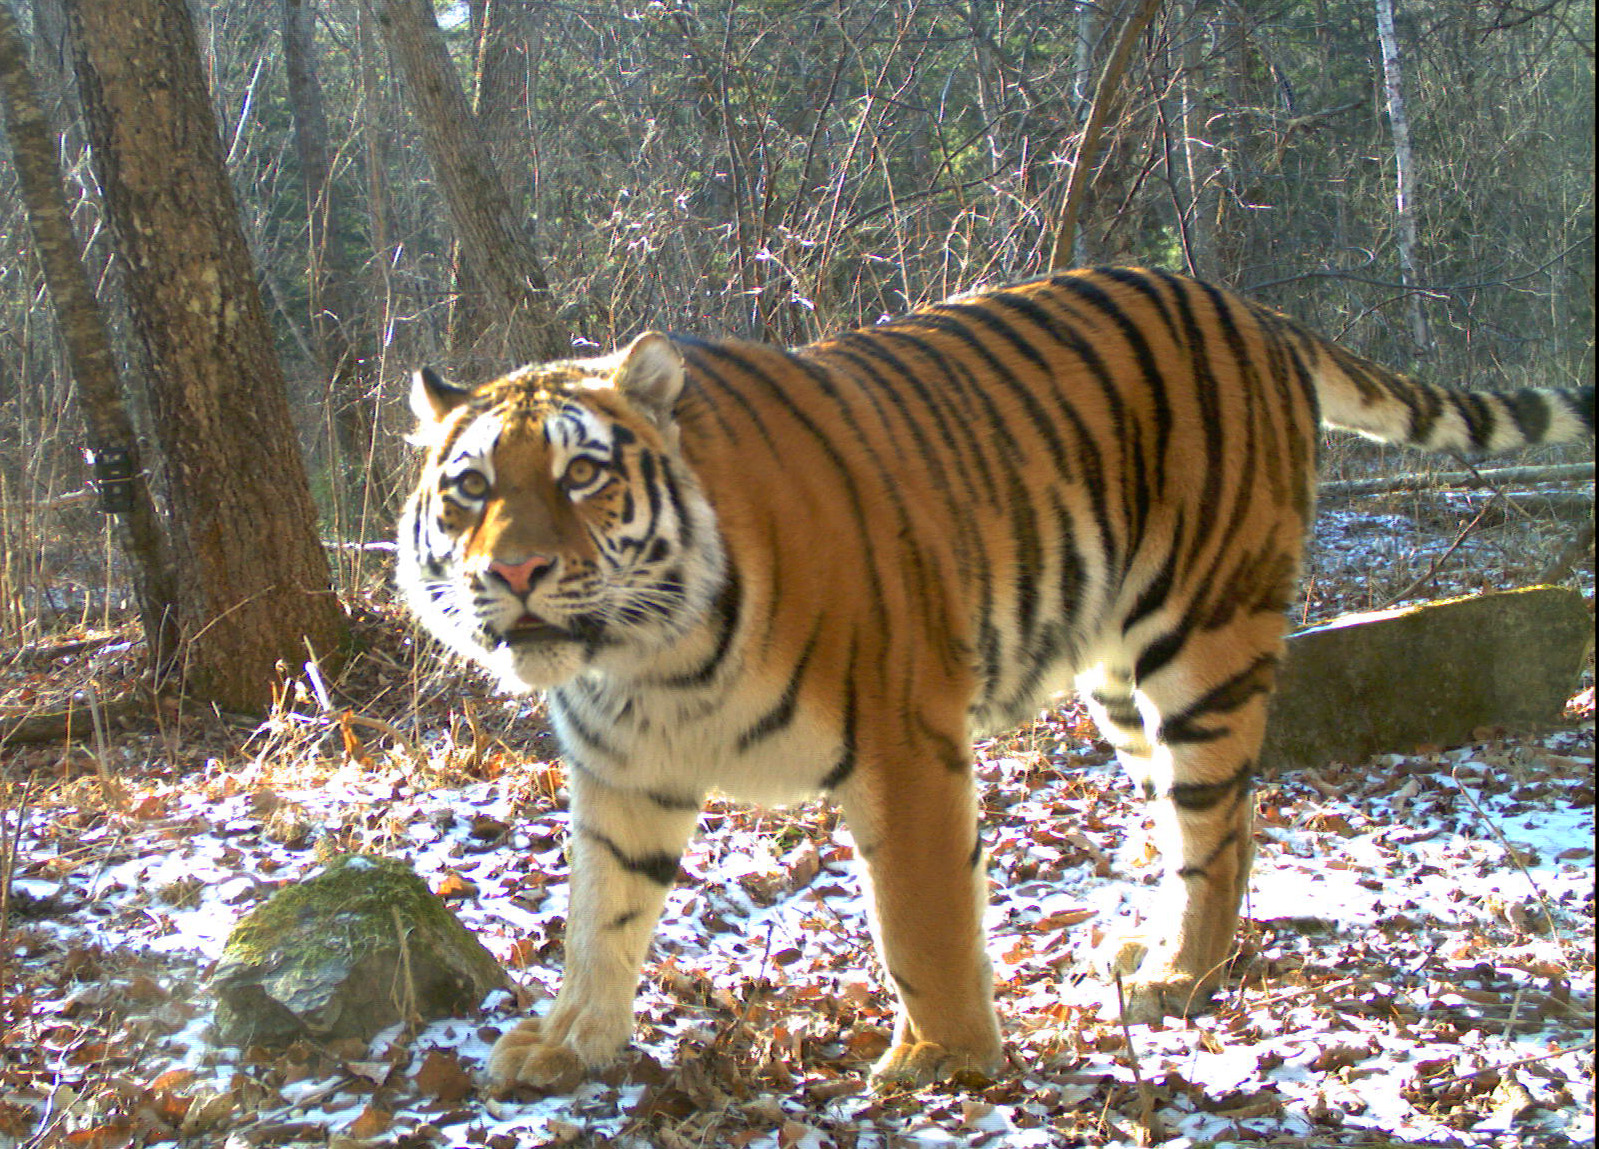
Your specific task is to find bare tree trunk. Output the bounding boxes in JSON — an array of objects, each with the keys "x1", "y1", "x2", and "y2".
[
  {"x1": 1202, "y1": 3, "x2": 1285, "y2": 286},
  {"x1": 1049, "y1": 0, "x2": 1164, "y2": 270},
  {"x1": 369, "y1": 0, "x2": 565, "y2": 365},
  {"x1": 355, "y1": 1, "x2": 393, "y2": 325},
  {"x1": 1176, "y1": 0, "x2": 1216, "y2": 274},
  {"x1": 467, "y1": 0, "x2": 544, "y2": 351},
  {"x1": 471, "y1": 0, "x2": 534, "y2": 177},
  {"x1": 1374, "y1": 0, "x2": 1430, "y2": 352},
  {"x1": 63, "y1": 0, "x2": 347, "y2": 713},
  {"x1": 448, "y1": 0, "x2": 535, "y2": 357},
  {"x1": 282, "y1": 0, "x2": 377, "y2": 467},
  {"x1": 0, "y1": 0, "x2": 177, "y2": 669}
]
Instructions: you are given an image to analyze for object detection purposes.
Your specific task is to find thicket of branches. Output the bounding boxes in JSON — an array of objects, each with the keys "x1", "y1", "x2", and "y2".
[{"x1": 0, "y1": 0, "x2": 1592, "y2": 647}]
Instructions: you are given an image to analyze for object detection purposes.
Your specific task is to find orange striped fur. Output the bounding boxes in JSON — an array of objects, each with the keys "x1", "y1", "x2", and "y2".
[{"x1": 398, "y1": 267, "x2": 1593, "y2": 1090}]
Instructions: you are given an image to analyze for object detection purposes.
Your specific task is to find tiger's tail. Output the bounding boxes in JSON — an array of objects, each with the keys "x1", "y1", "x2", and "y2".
[{"x1": 1302, "y1": 335, "x2": 1594, "y2": 453}]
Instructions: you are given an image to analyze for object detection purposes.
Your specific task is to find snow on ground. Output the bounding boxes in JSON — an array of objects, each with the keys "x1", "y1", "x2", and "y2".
[
  {"x1": 2, "y1": 491, "x2": 1592, "y2": 1147},
  {"x1": 2, "y1": 707, "x2": 1591, "y2": 1148}
]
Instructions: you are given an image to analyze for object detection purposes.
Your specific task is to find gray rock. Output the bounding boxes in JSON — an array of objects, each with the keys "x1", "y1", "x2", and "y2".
[
  {"x1": 210, "y1": 854, "x2": 510, "y2": 1048},
  {"x1": 1261, "y1": 586, "x2": 1592, "y2": 771}
]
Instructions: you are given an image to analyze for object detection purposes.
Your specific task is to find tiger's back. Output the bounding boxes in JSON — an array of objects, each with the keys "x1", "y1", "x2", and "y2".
[
  {"x1": 397, "y1": 266, "x2": 1592, "y2": 1092},
  {"x1": 670, "y1": 269, "x2": 1331, "y2": 739}
]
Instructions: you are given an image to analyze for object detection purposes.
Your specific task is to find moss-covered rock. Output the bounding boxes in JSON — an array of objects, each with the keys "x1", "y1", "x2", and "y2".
[{"x1": 210, "y1": 854, "x2": 509, "y2": 1048}]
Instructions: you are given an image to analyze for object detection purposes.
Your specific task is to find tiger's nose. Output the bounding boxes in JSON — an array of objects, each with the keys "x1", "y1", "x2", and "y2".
[{"x1": 488, "y1": 555, "x2": 554, "y2": 595}]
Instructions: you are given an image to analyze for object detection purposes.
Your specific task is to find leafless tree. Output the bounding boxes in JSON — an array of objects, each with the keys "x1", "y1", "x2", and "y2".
[
  {"x1": 282, "y1": 0, "x2": 379, "y2": 468},
  {"x1": 0, "y1": 0, "x2": 176, "y2": 667},
  {"x1": 369, "y1": 0, "x2": 566, "y2": 364},
  {"x1": 1374, "y1": 0, "x2": 1432, "y2": 353},
  {"x1": 62, "y1": 0, "x2": 346, "y2": 711}
]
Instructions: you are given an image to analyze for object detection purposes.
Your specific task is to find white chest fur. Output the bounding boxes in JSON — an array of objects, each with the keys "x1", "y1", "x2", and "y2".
[{"x1": 548, "y1": 669, "x2": 844, "y2": 808}]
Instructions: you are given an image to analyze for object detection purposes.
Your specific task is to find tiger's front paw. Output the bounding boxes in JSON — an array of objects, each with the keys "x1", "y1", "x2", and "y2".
[
  {"x1": 486, "y1": 1019, "x2": 585, "y2": 1093},
  {"x1": 870, "y1": 1040, "x2": 1001, "y2": 1091},
  {"x1": 485, "y1": 1011, "x2": 628, "y2": 1094}
]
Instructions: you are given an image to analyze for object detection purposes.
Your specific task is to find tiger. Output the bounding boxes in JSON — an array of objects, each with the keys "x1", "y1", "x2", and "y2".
[{"x1": 396, "y1": 266, "x2": 1594, "y2": 1092}]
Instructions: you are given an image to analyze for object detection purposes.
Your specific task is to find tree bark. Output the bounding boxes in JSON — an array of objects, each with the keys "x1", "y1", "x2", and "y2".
[
  {"x1": 1049, "y1": 0, "x2": 1164, "y2": 270},
  {"x1": 1175, "y1": 0, "x2": 1216, "y2": 274},
  {"x1": 447, "y1": 0, "x2": 534, "y2": 355},
  {"x1": 1374, "y1": 0, "x2": 1430, "y2": 352},
  {"x1": 369, "y1": 0, "x2": 566, "y2": 364},
  {"x1": 281, "y1": 0, "x2": 377, "y2": 467},
  {"x1": 63, "y1": 0, "x2": 347, "y2": 713},
  {"x1": 0, "y1": 0, "x2": 178, "y2": 669},
  {"x1": 470, "y1": 0, "x2": 534, "y2": 178},
  {"x1": 355, "y1": 1, "x2": 393, "y2": 323}
]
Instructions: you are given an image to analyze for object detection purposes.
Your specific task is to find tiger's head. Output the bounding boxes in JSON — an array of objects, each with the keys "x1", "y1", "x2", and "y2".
[{"x1": 396, "y1": 334, "x2": 724, "y2": 692}]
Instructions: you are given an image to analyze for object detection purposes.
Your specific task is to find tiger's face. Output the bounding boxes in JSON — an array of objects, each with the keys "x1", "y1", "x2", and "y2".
[{"x1": 396, "y1": 334, "x2": 724, "y2": 691}]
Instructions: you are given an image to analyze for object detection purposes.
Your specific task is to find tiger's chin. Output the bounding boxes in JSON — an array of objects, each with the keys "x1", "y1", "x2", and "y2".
[{"x1": 485, "y1": 636, "x2": 589, "y2": 693}]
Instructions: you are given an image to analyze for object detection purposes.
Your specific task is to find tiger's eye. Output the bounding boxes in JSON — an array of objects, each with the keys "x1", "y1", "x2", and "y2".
[
  {"x1": 562, "y1": 457, "x2": 601, "y2": 489},
  {"x1": 454, "y1": 469, "x2": 490, "y2": 499}
]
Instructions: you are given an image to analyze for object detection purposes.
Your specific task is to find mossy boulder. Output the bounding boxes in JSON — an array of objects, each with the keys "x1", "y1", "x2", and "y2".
[
  {"x1": 1261, "y1": 586, "x2": 1592, "y2": 771},
  {"x1": 210, "y1": 854, "x2": 510, "y2": 1048}
]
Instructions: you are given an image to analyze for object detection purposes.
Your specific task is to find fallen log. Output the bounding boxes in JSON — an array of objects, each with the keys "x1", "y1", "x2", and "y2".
[
  {"x1": 0, "y1": 696, "x2": 146, "y2": 748},
  {"x1": 1320, "y1": 462, "x2": 1593, "y2": 499}
]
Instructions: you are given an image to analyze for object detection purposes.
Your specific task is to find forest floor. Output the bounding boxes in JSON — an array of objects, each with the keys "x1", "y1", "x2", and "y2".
[{"x1": 0, "y1": 487, "x2": 1593, "y2": 1149}]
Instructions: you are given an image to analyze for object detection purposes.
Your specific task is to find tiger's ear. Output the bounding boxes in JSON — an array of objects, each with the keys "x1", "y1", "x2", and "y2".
[
  {"x1": 612, "y1": 333, "x2": 684, "y2": 424},
  {"x1": 409, "y1": 366, "x2": 473, "y2": 425}
]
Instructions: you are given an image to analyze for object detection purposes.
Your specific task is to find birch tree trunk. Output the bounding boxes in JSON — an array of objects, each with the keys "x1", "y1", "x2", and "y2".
[
  {"x1": 1374, "y1": 0, "x2": 1431, "y2": 352},
  {"x1": 370, "y1": 0, "x2": 566, "y2": 365},
  {"x1": 63, "y1": 0, "x2": 347, "y2": 713},
  {"x1": 0, "y1": 0, "x2": 178, "y2": 669}
]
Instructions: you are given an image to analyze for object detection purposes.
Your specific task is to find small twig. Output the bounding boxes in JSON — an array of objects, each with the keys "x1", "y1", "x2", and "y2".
[
  {"x1": 391, "y1": 904, "x2": 422, "y2": 1031},
  {"x1": 1319, "y1": 461, "x2": 1593, "y2": 498},
  {"x1": 342, "y1": 712, "x2": 422, "y2": 761},
  {"x1": 1539, "y1": 520, "x2": 1594, "y2": 584},
  {"x1": 462, "y1": 699, "x2": 485, "y2": 774},
  {"x1": 1111, "y1": 974, "x2": 1145, "y2": 1088},
  {"x1": 1244, "y1": 975, "x2": 1363, "y2": 1011},
  {"x1": 84, "y1": 822, "x2": 132, "y2": 903},
  {"x1": 743, "y1": 919, "x2": 776, "y2": 1024},
  {"x1": 1112, "y1": 971, "x2": 1166, "y2": 1145},
  {"x1": 1449, "y1": 762, "x2": 1561, "y2": 939},
  {"x1": 1378, "y1": 494, "x2": 1500, "y2": 608},
  {"x1": 1429, "y1": 1039, "x2": 1595, "y2": 1088},
  {"x1": 0, "y1": 775, "x2": 38, "y2": 947},
  {"x1": 84, "y1": 686, "x2": 122, "y2": 810},
  {"x1": 241, "y1": 1072, "x2": 362, "y2": 1125},
  {"x1": 302, "y1": 639, "x2": 335, "y2": 713},
  {"x1": 1503, "y1": 984, "x2": 1526, "y2": 1040},
  {"x1": 714, "y1": 919, "x2": 778, "y2": 1052}
]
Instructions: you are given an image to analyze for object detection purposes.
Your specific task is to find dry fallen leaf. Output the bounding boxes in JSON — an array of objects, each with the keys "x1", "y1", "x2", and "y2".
[
  {"x1": 413, "y1": 1049, "x2": 474, "y2": 1104},
  {"x1": 778, "y1": 1120, "x2": 814, "y2": 1148},
  {"x1": 1310, "y1": 1041, "x2": 1376, "y2": 1073},
  {"x1": 346, "y1": 1104, "x2": 392, "y2": 1138},
  {"x1": 435, "y1": 870, "x2": 479, "y2": 899},
  {"x1": 344, "y1": 1060, "x2": 393, "y2": 1087}
]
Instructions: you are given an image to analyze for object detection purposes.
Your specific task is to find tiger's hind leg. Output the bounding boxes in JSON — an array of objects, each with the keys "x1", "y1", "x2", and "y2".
[{"x1": 1082, "y1": 611, "x2": 1284, "y2": 1022}]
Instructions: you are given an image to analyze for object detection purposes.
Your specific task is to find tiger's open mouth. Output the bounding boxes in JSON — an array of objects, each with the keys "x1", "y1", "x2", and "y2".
[{"x1": 499, "y1": 614, "x2": 575, "y2": 647}]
